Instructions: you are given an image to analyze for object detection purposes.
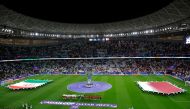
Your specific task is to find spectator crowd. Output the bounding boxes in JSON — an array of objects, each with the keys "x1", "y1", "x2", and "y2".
[
  {"x1": 0, "y1": 39, "x2": 190, "y2": 84},
  {"x1": 0, "y1": 39, "x2": 190, "y2": 59},
  {"x1": 0, "y1": 59, "x2": 190, "y2": 82}
]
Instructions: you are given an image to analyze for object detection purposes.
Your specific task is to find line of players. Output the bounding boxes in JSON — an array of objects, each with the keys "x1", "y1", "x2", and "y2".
[{"x1": 63, "y1": 94, "x2": 102, "y2": 100}]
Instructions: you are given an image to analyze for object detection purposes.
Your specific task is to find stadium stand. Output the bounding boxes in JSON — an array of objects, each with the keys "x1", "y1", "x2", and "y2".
[
  {"x1": 0, "y1": 40, "x2": 190, "y2": 60},
  {"x1": 0, "y1": 59, "x2": 190, "y2": 83}
]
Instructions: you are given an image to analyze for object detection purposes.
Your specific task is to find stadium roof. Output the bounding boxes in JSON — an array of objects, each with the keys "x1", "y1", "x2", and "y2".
[{"x1": 0, "y1": 0, "x2": 190, "y2": 34}]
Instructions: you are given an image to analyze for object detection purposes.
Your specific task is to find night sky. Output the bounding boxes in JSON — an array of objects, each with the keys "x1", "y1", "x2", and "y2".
[{"x1": 1, "y1": 0, "x2": 174, "y2": 24}]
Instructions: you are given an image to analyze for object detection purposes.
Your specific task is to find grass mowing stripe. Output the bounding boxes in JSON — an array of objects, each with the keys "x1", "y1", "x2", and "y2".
[
  {"x1": 7, "y1": 75, "x2": 63, "y2": 107},
  {"x1": 152, "y1": 76, "x2": 183, "y2": 109},
  {"x1": 165, "y1": 75, "x2": 190, "y2": 92},
  {"x1": 0, "y1": 75, "x2": 58, "y2": 108},
  {"x1": 0, "y1": 75, "x2": 190, "y2": 109},
  {"x1": 121, "y1": 76, "x2": 133, "y2": 106},
  {"x1": 28, "y1": 75, "x2": 82, "y2": 109},
  {"x1": 132, "y1": 75, "x2": 183, "y2": 109},
  {"x1": 0, "y1": 75, "x2": 49, "y2": 98},
  {"x1": 136, "y1": 75, "x2": 167, "y2": 109},
  {"x1": 116, "y1": 76, "x2": 133, "y2": 109},
  {"x1": 37, "y1": 75, "x2": 84, "y2": 109},
  {"x1": 98, "y1": 76, "x2": 117, "y2": 109},
  {"x1": 1, "y1": 75, "x2": 65, "y2": 108},
  {"x1": 163, "y1": 76, "x2": 190, "y2": 104},
  {"x1": 131, "y1": 75, "x2": 158, "y2": 109},
  {"x1": 118, "y1": 76, "x2": 149, "y2": 109},
  {"x1": 29, "y1": 75, "x2": 73, "y2": 109},
  {"x1": 157, "y1": 76, "x2": 189, "y2": 108}
]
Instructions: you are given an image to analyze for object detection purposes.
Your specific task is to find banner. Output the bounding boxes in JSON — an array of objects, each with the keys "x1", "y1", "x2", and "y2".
[{"x1": 8, "y1": 79, "x2": 52, "y2": 90}]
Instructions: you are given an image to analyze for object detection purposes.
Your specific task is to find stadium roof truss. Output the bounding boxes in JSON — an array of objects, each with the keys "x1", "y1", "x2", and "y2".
[{"x1": 0, "y1": 0, "x2": 190, "y2": 38}]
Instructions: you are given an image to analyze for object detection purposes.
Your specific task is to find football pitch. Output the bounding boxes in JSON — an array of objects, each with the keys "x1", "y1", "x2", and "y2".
[{"x1": 0, "y1": 75, "x2": 190, "y2": 109}]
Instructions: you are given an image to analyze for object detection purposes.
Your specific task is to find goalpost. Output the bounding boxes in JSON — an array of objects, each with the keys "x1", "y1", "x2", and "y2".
[{"x1": 185, "y1": 81, "x2": 190, "y2": 86}]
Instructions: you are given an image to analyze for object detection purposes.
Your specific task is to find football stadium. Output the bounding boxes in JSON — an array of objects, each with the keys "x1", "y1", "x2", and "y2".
[{"x1": 0, "y1": 0, "x2": 190, "y2": 109}]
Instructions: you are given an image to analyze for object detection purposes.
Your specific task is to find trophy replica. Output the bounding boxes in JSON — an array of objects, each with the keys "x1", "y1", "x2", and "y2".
[
  {"x1": 85, "y1": 67, "x2": 94, "y2": 88},
  {"x1": 67, "y1": 65, "x2": 112, "y2": 93}
]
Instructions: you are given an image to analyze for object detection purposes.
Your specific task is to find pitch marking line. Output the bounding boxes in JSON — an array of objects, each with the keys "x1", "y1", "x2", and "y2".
[{"x1": 169, "y1": 96, "x2": 190, "y2": 102}]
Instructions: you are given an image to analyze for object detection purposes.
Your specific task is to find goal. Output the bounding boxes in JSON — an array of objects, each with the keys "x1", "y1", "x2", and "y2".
[{"x1": 185, "y1": 81, "x2": 190, "y2": 86}]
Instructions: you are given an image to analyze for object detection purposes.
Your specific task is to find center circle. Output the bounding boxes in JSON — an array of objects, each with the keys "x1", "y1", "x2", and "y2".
[{"x1": 67, "y1": 81, "x2": 112, "y2": 93}]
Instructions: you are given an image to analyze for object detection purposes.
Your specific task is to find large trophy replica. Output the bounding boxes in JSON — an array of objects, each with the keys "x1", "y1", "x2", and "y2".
[
  {"x1": 85, "y1": 67, "x2": 94, "y2": 88},
  {"x1": 67, "y1": 65, "x2": 112, "y2": 93}
]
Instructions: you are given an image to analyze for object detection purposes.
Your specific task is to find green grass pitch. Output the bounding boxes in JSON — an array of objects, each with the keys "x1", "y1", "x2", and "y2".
[{"x1": 0, "y1": 75, "x2": 190, "y2": 109}]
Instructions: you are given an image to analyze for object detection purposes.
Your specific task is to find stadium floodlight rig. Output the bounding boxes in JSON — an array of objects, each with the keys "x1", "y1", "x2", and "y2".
[
  {"x1": 0, "y1": 17, "x2": 190, "y2": 39},
  {"x1": 0, "y1": 18, "x2": 190, "y2": 39}
]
